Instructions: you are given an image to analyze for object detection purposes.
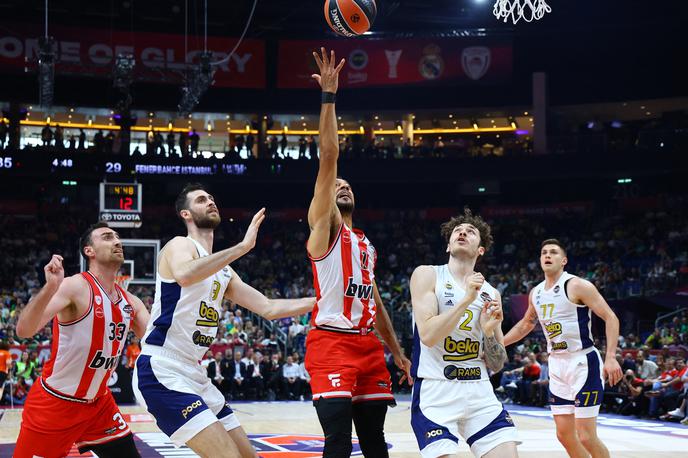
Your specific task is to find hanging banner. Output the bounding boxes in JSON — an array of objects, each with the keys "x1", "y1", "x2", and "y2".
[
  {"x1": 0, "y1": 25, "x2": 265, "y2": 88},
  {"x1": 278, "y1": 37, "x2": 512, "y2": 88}
]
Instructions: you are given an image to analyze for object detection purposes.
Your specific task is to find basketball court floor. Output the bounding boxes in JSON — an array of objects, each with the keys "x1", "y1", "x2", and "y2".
[{"x1": 1, "y1": 397, "x2": 687, "y2": 457}]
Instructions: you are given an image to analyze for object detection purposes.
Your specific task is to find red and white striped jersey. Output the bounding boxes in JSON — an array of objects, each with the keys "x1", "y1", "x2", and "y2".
[
  {"x1": 42, "y1": 271, "x2": 134, "y2": 402},
  {"x1": 309, "y1": 223, "x2": 377, "y2": 330}
]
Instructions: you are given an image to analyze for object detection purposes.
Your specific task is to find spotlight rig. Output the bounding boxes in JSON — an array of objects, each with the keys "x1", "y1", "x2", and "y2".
[
  {"x1": 37, "y1": 36, "x2": 56, "y2": 108},
  {"x1": 178, "y1": 52, "x2": 214, "y2": 118}
]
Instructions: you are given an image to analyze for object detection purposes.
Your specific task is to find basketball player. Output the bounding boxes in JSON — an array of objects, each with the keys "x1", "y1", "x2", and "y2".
[
  {"x1": 504, "y1": 239, "x2": 623, "y2": 458},
  {"x1": 133, "y1": 183, "x2": 316, "y2": 458},
  {"x1": 410, "y1": 209, "x2": 520, "y2": 458},
  {"x1": 306, "y1": 47, "x2": 412, "y2": 458},
  {"x1": 14, "y1": 222, "x2": 151, "y2": 458}
]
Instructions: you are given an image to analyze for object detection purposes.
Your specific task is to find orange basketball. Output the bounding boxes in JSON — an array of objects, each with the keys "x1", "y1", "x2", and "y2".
[{"x1": 324, "y1": 0, "x2": 377, "y2": 37}]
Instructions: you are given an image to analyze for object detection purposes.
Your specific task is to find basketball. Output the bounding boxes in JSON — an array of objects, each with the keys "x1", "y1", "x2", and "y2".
[{"x1": 324, "y1": 0, "x2": 377, "y2": 37}]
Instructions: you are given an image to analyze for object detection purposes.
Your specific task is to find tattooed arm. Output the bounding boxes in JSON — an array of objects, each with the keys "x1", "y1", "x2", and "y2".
[
  {"x1": 480, "y1": 293, "x2": 508, "y2": 372},
  {"x1": 503, "y1": 290, "x2": 539, "y2": 347}
]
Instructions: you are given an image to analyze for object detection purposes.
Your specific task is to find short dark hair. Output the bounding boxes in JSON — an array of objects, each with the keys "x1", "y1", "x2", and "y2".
[
  {"x1": 541, "y1": 238, "x2": 567, "y2": 255},
  {"x1": 79, "y1": 222, "x2": 111, "y2": 260},
  {"x1": 440, "y1": 207, "x2": 493, "y2": 253},
  {"x1": 175, "y1": 183, "x2": 207, "y2": 218}
]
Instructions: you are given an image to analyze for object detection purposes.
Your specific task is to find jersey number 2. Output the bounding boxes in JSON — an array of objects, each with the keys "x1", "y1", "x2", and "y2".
[{"x1": 459, "y1": 310, "x2": 473, "y2": 331}]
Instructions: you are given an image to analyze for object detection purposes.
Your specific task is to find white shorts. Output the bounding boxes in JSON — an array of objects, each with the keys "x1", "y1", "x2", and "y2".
[
  {"x1": 548, "y1": 347, "x2": 604, "y2": 418},
  {"x1": 132, "y1": 347, "x2": 241, "y2": 447},
  {"x1": 411, "y1": 379, "x2": 520, "y2": 458}
]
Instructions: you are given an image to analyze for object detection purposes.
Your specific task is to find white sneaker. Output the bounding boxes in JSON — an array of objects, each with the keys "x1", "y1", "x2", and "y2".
[
  {"x1": 667, "y1": 408, "x2": 683, "y2": 417},
  {"x1": 506, "y1": 382, "x2": 518, "y2": 389},
  {"x1": 495, "y1": 386, "x2": 505, "y2": 393}
]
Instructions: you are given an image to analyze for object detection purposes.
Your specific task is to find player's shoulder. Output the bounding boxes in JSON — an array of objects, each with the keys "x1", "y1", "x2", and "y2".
[
  {"x1": 410, "y1": 265, "x2": 437, "y2": 286},
  {"x1": 162, "y1": 236, "x2": 196, "y2": 254},
  {"x1": 61, "y1": 273, "x2": 89, "y2": 293},
  {"x1": 566, "y1": 275, "x2": 597, "y2": 294}
]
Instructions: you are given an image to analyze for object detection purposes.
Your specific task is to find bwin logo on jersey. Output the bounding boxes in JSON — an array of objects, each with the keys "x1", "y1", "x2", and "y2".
[
  {"x1": 442, "y1": 336, "x2": 480, "y2": 362},
  {"x1": 345, "y1": 277, "x2": 374, "y2": 300},
  {"x1": 89, "y1": 350, "x2": 120, "y2": 370},
  {"x1": 545, "y1": 321, "x2": 563, "y2": 338},
  {"x1": 426, "y1": 429, "x2": 444, "y2": 439}
]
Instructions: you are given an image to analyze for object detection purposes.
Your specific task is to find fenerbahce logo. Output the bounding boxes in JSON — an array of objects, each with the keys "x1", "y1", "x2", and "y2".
[{"x1": 442, "y1": 336, "x2": 479, "y2": 362}]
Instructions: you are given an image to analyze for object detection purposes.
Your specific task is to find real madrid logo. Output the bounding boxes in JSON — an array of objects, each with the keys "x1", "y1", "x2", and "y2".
[
  {"x1": 445, "y1": 282, "x2": 453, "y2": 290},
  {"x1": 554, "y1": 285, "x2": 560, "y2": 293},
  {"x1": 419, "y1": 44, "x2": 444, "y2": 80}
]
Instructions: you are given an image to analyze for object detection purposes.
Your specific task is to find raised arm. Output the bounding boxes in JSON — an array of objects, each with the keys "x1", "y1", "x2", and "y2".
[
  {"x1": 480, "y1": 291, "x2": 508, "y2": 372},
  {"x1": 503, "y1": 290, "x2": 539, "y2": 347},
  {"x1": 224, "y1": 270, "x2": 316, "y2": 321},
  {"x1": 16, "y1": 255, "x2": 74, "y2": 338},
  {"x1": 162, "y1": 209, "x2": 265, "y2": 287},
  {"x1": 307, "y1": 47, "x2": 346, "y2": 258},
  {"x1": 569, "y1": 277, "x2": 623, "y2": 386},
  {"x1": 372, "y1": 282, "x2": 412, "y2": 385},
  {"x1": 411, "y1": 266, "x2": 484, "y2": 348}
]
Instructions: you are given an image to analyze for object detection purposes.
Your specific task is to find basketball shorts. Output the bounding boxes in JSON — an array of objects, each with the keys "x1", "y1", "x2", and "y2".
[
  {"x1": 548, "y1": 347, "x2": 604, "y2": 418},
  {"x1": 133, "y1": 346, "x2": 240, "y2": 447},
  {"x1": 305, "y1": 328, "x2": 394, "y2": 404},
  {"x1": 411, "y1": 378, "x2": 520, "y2": 458},
  {"x1": 14, "y1": 379, "x2": 131, "y2": 458}
]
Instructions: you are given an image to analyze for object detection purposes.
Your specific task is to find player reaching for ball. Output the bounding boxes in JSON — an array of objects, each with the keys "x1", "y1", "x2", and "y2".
[{"x1": 409, "y1": 208, "x2": 521, "y2": 458}]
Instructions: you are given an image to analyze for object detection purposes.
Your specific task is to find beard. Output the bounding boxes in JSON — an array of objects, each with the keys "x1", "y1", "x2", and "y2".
[
  {"x1": 192, "y1": 210, "x2": 221, "y2": 229},
  {"x1": 336, "y1": 198, "x2": 354, "y2": 214}
]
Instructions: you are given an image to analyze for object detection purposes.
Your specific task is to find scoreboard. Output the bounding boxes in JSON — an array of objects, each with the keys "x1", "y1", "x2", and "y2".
[{"x1": 99, "y1": 182, "x2": 143, "y2": 228}]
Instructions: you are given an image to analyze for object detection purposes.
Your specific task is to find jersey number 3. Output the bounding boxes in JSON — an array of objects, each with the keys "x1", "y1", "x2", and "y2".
[{"x1": 108, "y1": 322, "x2": 126, "y2": 341}]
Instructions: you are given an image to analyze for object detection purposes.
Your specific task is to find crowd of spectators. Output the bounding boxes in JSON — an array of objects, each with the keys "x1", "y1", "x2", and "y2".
[{"x1": 1, "y1": 198, "x2": 687, "y2": 418}]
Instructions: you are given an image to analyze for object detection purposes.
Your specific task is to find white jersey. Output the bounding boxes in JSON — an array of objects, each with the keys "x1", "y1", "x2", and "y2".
[
  {"x1": 532, "y1": 271, "x2": 593, "y2": 354},
  {"x1": 411, "y1": 265, "x2": 498, "y2": 382},
  {"x1": 42, "y1": 272, "x2": 133, "y2": 401},
  {"x1": 309, "y1": 223, "x2": 377, "y2": 330},
  {"x1": 142, "y1": 237, "x2": 232, "y2": 362}
]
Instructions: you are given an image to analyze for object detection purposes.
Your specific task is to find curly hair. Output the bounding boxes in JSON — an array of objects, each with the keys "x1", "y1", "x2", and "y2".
[{"x1": 440, "y1": 207, "x2": 493, "y2": 254}]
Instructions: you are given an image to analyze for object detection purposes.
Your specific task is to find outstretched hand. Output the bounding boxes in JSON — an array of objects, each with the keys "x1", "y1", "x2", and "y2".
[
  {"x1": 311, "y1": 47, "x2": 346, "y2": 93},
  {"x1": 240, "y1": 208, "x2": 266, "y2": 253}
]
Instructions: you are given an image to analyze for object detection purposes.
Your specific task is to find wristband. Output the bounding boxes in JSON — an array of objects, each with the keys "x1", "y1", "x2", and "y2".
[{"x1": 321, "y1": 92, "x2": 337, "y2": 104}]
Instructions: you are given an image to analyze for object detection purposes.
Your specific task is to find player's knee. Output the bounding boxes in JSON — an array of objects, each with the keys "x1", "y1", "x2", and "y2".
[
  {"x1": 577, "y1": 428, "x2": 596, "y2": 450},
  {"x1": 85, "y1": 433, "x2": 141, "y2": 458},
  {"x1": 555, "y1": 429, "x2": 577, "y2": 447},
  {"x1": 314, "y1": 398, "x2": 353, "y2": 458},
  {"x1": 352, "y1": 402, "x2": 388, "y2": 456}
]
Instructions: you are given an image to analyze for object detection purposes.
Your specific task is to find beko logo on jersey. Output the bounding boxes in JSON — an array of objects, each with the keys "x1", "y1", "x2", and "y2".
[
  {"x1": 196, "y1": 301, "x2": 219, "y2": 327},
  {"x1": 344, "y1": 277, "x2": 374, "y2": 300},
  {"x1": 442, "y1": 336, "x2": 479, "y2": 361},
  {"x1": 192, "y1": 330, "x2": 214, "y2": 347},
  {"x1": 89, "y1": 350, "x2": 120, "y2": 370},
  {"x1": 552, "y1": 341, "x2": 569, "y2": 350},
  {"x1": 426, "y1": 429, "x2": 444, "y2": 439},
  {"x1": 182, "y1": 400, "x2": 203, "y2": 418},
  {"x1": 545, "y1": 322, "x2": 563, "y2": 338}
]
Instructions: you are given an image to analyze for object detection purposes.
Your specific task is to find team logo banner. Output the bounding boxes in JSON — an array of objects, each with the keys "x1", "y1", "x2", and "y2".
[{"x1": 278, "y1": 38, "x2": 511, "y2": 88}]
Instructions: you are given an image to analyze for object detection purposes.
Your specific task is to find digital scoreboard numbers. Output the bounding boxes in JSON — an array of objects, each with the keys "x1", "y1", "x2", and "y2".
[{"x1": 99, "y1": 182, "x2": 143, "y2": 228}]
